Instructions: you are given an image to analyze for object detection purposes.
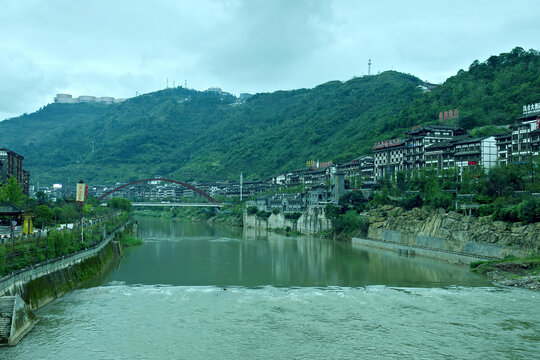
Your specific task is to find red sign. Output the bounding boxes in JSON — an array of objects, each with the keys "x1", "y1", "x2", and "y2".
[{"x1": 468, "y1": 161, "x2": 478, "y2": 165}]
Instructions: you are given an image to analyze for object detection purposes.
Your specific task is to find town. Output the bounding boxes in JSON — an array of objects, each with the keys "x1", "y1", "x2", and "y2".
[{"x1": 8, "y1": 101, "x2": 537, "y2": 215}]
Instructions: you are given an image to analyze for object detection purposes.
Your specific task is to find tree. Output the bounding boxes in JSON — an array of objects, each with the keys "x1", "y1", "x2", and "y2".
[
  {"x1": 36, "y1": 191, "x2": 47, "y2": 204},
  {"x1": 53, "y1": 207, "x2": 64, "y2": 227},
  {"x1": 0, "y1": 177, "x2": 27, "y2": 206},
  {"x1": 35, "y1": 205, "x2": 53, "y2": 228}
]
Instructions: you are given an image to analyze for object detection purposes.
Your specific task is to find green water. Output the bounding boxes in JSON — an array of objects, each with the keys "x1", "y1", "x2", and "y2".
[{"x1": 2, "y1": 217, "x2": 539, "y2": 359}]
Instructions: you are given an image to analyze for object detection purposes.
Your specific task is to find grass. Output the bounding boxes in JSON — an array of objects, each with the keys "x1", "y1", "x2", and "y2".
[
  {"x1": 470, "y1": 255, "x2": 540, "y2": 275},
  {"x1": 120, "y1": 235, "x2": 144, "y2": 247}
]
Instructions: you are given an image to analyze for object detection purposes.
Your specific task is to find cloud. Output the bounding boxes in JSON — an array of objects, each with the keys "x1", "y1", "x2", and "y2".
[{"x1": 0, "y1": 0, "x2": 539, "y2": 119}]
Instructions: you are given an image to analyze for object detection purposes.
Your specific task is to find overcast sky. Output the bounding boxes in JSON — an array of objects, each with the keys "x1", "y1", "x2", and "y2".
[{"x1": 0, "y1": 0, "x2": 538, "y2": 121}]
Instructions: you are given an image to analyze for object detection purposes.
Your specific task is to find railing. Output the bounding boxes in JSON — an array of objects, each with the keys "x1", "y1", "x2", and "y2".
[{"x1": 0, "y1": 219, "x2": 131, "y2": 294}]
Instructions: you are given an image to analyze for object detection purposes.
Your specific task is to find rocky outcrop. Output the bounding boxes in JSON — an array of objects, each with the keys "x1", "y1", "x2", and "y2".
[
  {"x1": 244, "y1": 206, "x2": 331, "y2": 235},
  {"x1": 366, "y1": 206, "x2": 539, "y2": 259}
]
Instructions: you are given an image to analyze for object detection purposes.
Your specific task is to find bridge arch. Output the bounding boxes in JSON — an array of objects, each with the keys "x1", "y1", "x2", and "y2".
[{"x1": 97, "y1": 178, "x2": 218, "y2": 203}]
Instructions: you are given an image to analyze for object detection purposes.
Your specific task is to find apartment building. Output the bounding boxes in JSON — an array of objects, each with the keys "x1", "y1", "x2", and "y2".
[
  {"x1": 373, "y1": 138, "x2": 406, "y2": 177},
  {"x1": 403, "y1": 125, "x2": 467, "y2": 171},
  {"x1": 453, "y1": 136, "x2": 497, "y2": 170},
  {"x1": 0, "y1": 148, "x2": 30, "y2": 195}
]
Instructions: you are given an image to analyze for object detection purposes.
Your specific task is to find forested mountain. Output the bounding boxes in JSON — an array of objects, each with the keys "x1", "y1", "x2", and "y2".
[{"x1": 0, "y1": 47, "x2": 538, "y2": 185}]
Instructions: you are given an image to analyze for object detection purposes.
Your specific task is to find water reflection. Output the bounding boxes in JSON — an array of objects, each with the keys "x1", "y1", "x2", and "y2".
[{"x1": 106, "y1": 217, "x2": 491, "y2": 288}]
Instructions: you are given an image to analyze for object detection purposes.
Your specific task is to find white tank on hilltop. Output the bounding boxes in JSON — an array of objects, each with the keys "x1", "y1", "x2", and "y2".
[{"x1": 78, "y1": 95, "x2": 96, "y2": 102}]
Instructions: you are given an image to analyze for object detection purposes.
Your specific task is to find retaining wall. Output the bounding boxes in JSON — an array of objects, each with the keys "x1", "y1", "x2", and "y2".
[
  {"x1": 0, "y1": 220, "x2": 130, "y2": 346},
  {"x1": 244, "y1": 206, "x2": 331, "y2": 235}
]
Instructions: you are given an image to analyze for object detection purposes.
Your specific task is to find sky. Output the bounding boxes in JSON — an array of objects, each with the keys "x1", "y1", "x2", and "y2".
[{"x1": 0, "y1": 0, "x2": 538, "y2": 121}]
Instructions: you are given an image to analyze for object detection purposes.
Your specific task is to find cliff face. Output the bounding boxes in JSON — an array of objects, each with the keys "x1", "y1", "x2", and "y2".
[
  {"x1": 366, "y1": 206, "x2": 539, "y2": 258},
  {"x1": 244, "y1": 206, "x2": 332, "y2": 235}
]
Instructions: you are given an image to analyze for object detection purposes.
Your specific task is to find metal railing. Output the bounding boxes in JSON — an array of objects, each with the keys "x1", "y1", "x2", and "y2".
[{"x1": 0, "y1": 219, "x2": 131, "y2": 294}]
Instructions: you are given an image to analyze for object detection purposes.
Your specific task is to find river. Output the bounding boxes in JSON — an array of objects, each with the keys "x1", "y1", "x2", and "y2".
[{"x1": 2, "y1": 217, "x2": 539, "y2": 359}]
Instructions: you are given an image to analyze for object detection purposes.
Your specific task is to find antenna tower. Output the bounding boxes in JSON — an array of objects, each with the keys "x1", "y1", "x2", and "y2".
[{"x1": 368, "y1": 59, "x2": 372, "y2": 76}]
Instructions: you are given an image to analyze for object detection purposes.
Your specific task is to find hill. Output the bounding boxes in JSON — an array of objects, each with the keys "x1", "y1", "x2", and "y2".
[{"x1": 0, "y1": 47, "x2": 538, "y2": 186}]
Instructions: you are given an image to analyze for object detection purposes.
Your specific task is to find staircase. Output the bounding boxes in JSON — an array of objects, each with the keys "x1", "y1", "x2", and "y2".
[{"x1": 0, "y1": 296, "x2": 15, "y2": 345}]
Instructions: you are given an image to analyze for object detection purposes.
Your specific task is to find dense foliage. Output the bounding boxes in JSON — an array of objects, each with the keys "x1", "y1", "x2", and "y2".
[
  {"x1": 0, "y1": 211, "x2": 130, "y2": 276},
  {"x1": 0, "y1": 48, "x2": 538, "y2": 186},
  {"x1": 365, "y1": 162, "x2": 540, "y2": 223}
]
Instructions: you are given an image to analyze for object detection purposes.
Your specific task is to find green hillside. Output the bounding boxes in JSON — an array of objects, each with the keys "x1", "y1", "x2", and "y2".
[{"x1": 0, "y1": 47, "x2": 538, "y2": 186}]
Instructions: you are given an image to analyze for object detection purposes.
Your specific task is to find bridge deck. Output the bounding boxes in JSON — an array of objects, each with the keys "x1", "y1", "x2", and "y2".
[{"x1": 132, "y1": 202, "x2": 222, "y2": 207}]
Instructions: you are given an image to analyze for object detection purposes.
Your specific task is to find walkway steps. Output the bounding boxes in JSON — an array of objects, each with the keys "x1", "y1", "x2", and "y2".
[{"x1": 0, "y1": 295, "x2": 38, "y2": 346}]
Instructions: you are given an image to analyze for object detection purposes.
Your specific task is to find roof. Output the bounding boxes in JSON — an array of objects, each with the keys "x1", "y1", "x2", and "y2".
[
  {"x1": 406, "y1": 124, "x2": 464, "y2": 135},
  {"x1": 424, "y1": 135, "x2": 471, "y2": 151},
  {"x1": 0, "y1": 201, "x2": 25, "y2": 215},
  {"x1": 455, "y1": 136, "x2": 494, "y2": 145}
]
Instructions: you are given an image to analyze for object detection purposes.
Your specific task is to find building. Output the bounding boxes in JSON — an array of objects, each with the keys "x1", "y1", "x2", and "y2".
[
  {"x1": 337, "y1": 155, "x2": 374, "y2": 181},
  {"x1": 373, "y1": 138, "x2": 406, "y2": 177},
  {"x1": 424, "y1": 137, "x2": 466, "y2": 173},
  {"x1": 453, "y1": 136, "x2": 497, "y2": 171},
  {"x1": 54, "y1": 94, "x2": 126, "y2": 104},
  {"x1": 0, "y1": 148, "x2": 29, "y2": 195},
  {"x1": 509, "y1": 117, "x2": 540, "y2": 164},
  {"x1": 403, "y1": 125, "x2": 467, "y2": 172},
  {"x1": 495, "y1": 133, "x2": 512, "y2": 166}
]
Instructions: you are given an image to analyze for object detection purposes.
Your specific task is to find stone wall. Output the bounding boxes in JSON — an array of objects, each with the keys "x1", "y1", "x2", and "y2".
[
  {"x1": 365, "y1": 206, "x2": 539, "y2": 259},
  {"x1": 0, "y1": 220, "x2": 130, "y2": 346},
  {"x1": 244, "y1": 206, "x2": 331, "y2": 235}
]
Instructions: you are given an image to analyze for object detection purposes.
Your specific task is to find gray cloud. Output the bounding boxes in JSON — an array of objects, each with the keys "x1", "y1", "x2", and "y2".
[{"x1": 0, "y1": 0, "x2": 539, "y2": 120}]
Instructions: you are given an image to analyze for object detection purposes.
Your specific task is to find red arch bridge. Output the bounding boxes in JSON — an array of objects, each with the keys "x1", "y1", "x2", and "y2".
[{"x1": 97, "y1": 178, "x2": 222, "y2": 207}]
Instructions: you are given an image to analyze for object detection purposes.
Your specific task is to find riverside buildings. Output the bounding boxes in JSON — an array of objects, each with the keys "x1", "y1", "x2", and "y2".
[
  {"x1": 0, "y1": 148, "x2": 30, "y2": 195},
  {"x1": 365, "y1": 104, "x2": 539, "y2": 180}
]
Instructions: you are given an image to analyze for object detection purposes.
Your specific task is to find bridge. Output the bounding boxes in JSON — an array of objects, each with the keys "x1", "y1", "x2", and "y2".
[
  {"x1": 97, "y1": 178, "x2": 218, "y2": 204},
  {"x1": 132, "y1": 202, "x2": 222, "y2": 208}
]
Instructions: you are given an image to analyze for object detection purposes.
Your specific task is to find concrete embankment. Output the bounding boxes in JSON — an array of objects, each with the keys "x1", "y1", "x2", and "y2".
[
  {"x1": 243, "y1": 206, "x2": 331, "y2": 235},
  {"x1": 359, "y1": 206, "x2": 539, "y2": 264},
  {"x1": 0, "y1": 220, "x2": 130, "y2": 346}
]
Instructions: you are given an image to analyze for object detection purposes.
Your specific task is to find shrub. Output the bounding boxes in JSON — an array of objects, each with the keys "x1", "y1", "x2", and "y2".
[
  {"x1": 428, "y1": 192, "x2": 454, "y2": 211},
  {"x1": 399, "y1": 194, "x2": 423, "y2": 210},
  {"x1": 477, "y1": 204, "x2": 494, "y2": 217},
  {"x1": 246, "y1": 206, "x2": 258, "y2": 215},
  {"x1": 0, "y1": 246, "x2": 6, "y2": 274},
  {"x1": 256, "y1": 210, "x2": 271, "y2": 220},
  {"x1": 272, "y1": 208, "x2": 280, "y2": 215},
  {"x1": 284, "y1": 212, "x2": 302, "y2": 220},
  {"x1": 495, "y1": 206, "x2": 519, "y2": 222},
  {"x1": 335, "y1": 210, "x2": 369, "y2": 237},
  {"x1": 517, "y1": 199, "x2": 538, "y2": 224}
]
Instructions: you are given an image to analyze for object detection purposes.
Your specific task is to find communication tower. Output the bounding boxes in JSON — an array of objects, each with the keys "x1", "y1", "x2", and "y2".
[{"x1": 368, "y1": 59, "x2": 372, "y2": 76}]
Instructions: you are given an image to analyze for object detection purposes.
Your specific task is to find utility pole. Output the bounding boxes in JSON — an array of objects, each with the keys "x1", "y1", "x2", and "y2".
[{"x1": 240, "y1": 173, "x2": 243, "y2": 201}]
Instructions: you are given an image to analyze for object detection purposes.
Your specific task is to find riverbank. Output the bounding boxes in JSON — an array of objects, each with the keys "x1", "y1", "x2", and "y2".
[
  {"x1": 134, "y1": 207, "x2": 243, "y2": 227},
  {"x1": 366, "y1": 205, "x2": 539, "y2": 258},
  {"x1": 471, "y1": 256, "x2": 540, "y2": 290},
  {"x1": 0, "y1": 218, "x2": 134, "y2": 345}
]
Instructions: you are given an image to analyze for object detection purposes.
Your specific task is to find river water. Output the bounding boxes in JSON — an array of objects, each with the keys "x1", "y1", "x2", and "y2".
[{"x1": 2, "y1": 217, "x2": 539, "y2": 359}]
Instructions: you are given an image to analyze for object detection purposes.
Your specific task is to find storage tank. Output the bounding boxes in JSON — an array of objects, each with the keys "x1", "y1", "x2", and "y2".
[
  {"x1": 54, "y1": 94, "x2": 73, "y2": 103},
  {"x1": 78, "y1": 95, "x2": 96, "y2": 102},
  {"x1": 99, "y1": 96, "x2": 114, "y2": 104}
]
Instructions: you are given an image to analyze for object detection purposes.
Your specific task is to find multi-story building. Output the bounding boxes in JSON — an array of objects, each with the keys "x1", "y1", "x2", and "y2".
[
  {"x1": 403, "y1": 125, "x2": 467, "y2": 172},
  {"x1": 0, "y1": 148, "x2": 29, "y2": 195},
  {"x1": 495, "y1": 133, "x2": 512, "y2": 166},
  {"x1": 453, "y1": 136, "x2": 497, "y2": 171},
  {"x1": 424, "y1": 137, "x2": 465, "y2": 173},
  {"x1": 531, "y1": 128, "x2": 540, "y2": 156},
  {"x1": 373, "y1": 138, "x2": 406, "y2": 177},
  {"x1": 337, "y1": 155, "x2": 374, "y2": 181},
  {"x1": 509, "y1": 117, "x2": 540, "y2": 164}
]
